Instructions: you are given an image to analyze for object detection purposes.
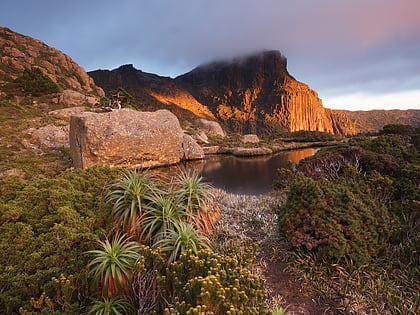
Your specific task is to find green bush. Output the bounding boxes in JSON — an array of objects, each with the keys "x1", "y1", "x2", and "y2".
[
  {"x1": 278, "y1": 174, "x2": 392, "y2": 265},
  {"x1": 14, "y1": 67, "x2": 61, "y2": 96},
  {"x1": 0, "y1": 166, "x2": 119, "y2": 312}
]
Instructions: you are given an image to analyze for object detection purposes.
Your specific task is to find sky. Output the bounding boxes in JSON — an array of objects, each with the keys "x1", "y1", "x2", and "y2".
[{"x1": 1, "y1": 0, "x2": 420, "y2": 111}]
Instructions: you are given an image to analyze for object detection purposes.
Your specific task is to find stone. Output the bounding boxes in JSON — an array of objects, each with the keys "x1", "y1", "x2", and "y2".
[
  {"x1": 70, "y1": 108, "x2": 203, "y2": 169},
  {"x1": 193, "y1": 118, "x2": 226, "y2": 137},
  {"x1": 182, "y1": 134, "x2": 204, "y2": 160},
  {"x1": 242, "y1": 134, "x2": 260, "y2": 143},
  {"x1": 58, "y1": 90, "x2": 98, "y2": 106},
  {"x1": 49, "y1": 106, "x2": 87, "y2": 117},
  {"x1": 27, "y1": 124, "x2": 70, "y2": 149},
  {"x1": 191, "y1": 131, "x2": 208, "y2": 144},
  {"x1": 202, "y1": 146, "x2": 221, "y2": 154},
  {"x1": 0, "y1": 168, "x2": 25, "y2": 178},
  {"x1": 231, "y1": 147, "x2": 272, "y2": 157}
]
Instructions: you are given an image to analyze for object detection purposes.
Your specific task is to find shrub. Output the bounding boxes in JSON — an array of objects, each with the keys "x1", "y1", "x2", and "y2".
[
  {"x1": 164, "y1": 246, "x2": 268, "y2": 314},
  {"x1": 14, "y1": 67, "x2": 61, "y2": 96},
  {"x1": 0, "y1": 166, "x2": 118, "y2": 312},
  {"x1": 381, "y1": 124, "x2": 415, "y2": 135},
  {"x1": 278, "y1": 175, "x2": 392, "y2": 265}
]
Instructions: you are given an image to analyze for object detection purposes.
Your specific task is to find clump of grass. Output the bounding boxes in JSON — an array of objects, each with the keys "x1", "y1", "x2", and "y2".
[
  {"x1": 213, "y1": 189, "x2": 283, "y2": 251},
  {"x1": 286, "y1": 250, "x2": 419, "y2": 314}
]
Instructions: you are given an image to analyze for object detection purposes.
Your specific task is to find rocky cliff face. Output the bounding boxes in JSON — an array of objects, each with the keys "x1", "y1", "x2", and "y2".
[
  {"x1": 335, "y1": 109, "x2": 420, "y2": 132},
  {"x1": 0, "y1": 27, "x2": 103, "y2": 97},
  {"x1": 177, "y1": 51, "x2": 357, "y2": 135}
]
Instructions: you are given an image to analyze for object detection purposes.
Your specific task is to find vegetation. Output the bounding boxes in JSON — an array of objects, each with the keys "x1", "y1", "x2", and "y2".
[
  {"x1": 83, "y1": 170, "x2": 267, "y2": 314},
  {"x1": 14, "y1": 67, "x2": 61, "y2": 96},
  {"x1": 97, "y1": 87, "x2": 135, "y2": 110},
  {"x1": 279, "y1": 172, "x2": 392, "y2": 265},
  {"x1": 0, "y1": 166, "x2": 119, "y2": 312},
  {"x1": 274, "y1": 125, "x2": 419, "y2": 313},
  {"x1": 1, "y1": 86, "x2": 418, "y2": 315},
  {"x1": 0, "y1": 168, "x2": 268, "y2": 313}
]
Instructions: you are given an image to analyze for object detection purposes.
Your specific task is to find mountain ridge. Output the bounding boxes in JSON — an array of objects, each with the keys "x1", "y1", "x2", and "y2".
[{"x1": 90, "y1": 51, "x2": 358, "y2": 136}]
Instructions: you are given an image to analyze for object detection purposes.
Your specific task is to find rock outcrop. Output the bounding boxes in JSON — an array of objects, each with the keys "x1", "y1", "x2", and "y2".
[
  {"x1": 177, "y1": 51, "x2": 357, "y2": 136},
  {"x1": 0, "y1": 27, "x2": 103, "y2": 97},
  {"x1": 70, "y1": 109, "x2": 203, "y2": 169}
]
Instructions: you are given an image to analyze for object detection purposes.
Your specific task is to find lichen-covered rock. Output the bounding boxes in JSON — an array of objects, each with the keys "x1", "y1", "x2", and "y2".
[
  {"x1": 58, "y1": 90, "x2": 98, "y2": 106},
  {"x1": 242, "y1": 134, "x2": 260, "y2": 143},
  {"x1": 193, "y1": 118, "x2": 226, "y2": 137},
  {"x1": 202, "y1": 146, "x2": 222, "y2": 154},
  {"x1": 182, "y1": 134, "x2": 204, "y2": 160},
  {"x1": 70, "y1": 109, "x2": 202, "y2": 169}
]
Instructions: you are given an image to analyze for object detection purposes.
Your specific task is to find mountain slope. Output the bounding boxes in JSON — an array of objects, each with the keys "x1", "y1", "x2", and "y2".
[
  {"x1": 0, "y1": 26, "x2": 103, "y2": 97},
  {"x1": 335, "y1": 109, "x2": 420, "y2": 132}
]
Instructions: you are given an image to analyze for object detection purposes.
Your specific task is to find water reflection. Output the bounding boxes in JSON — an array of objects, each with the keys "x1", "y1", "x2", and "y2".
[{"x1": 152, "y1": 148, "x2": 317, "y2": 195}]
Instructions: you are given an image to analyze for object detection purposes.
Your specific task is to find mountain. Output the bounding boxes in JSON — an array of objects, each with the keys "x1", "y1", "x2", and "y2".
[
  {"x1": 90, "y1": 51, "x2": 358, "y2": 136},
  {"x1": 335, "y1": 109, "x2": 420, "y2": 132},
  {"x1": 177, "y1": 51, "x2": 357, "y2": 135},
  {"x1": 0, "y1": 26, "x2": 103, "y2": 98}
]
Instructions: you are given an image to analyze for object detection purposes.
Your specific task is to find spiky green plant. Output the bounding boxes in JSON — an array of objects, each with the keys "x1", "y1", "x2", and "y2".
[
  {"x1": 87, "y1": 234, "x2": 141, "y2": 297},
  {"x1": 106, "y1": 170, "x2": 156, "y2": 236},
  {"x1": 88, "y1": 297, "x2": 135, "y2": 315},
  {"x1": 172, "y1": 171, "x2": 219, "y2": 236},
  {"x1": 142, "y1": 193, "x2": 189, "y2": 245},
  {"x1": 156, "y1": 221, "x2": 210, "y2": 263}
]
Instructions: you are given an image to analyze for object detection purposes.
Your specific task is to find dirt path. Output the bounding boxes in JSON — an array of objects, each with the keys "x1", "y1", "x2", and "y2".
[
  {"x1": 215, "y1": 189, "x2": 338, "y2": 314},
  {"x1": 261, "y1": 253, "x2": 337, "y2": 314}
]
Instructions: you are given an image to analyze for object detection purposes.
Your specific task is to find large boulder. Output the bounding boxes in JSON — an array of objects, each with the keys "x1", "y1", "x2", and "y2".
[
  {"x1": 26, "y1": 124, "x2": 70, "y2": 149},
  {"x1": 241, "y1": 134, "x2": 260, "y2": 143},
  {"x1": 70, "y1": 109, "x2": 203, "y2": 169},
  {"x1": 58, "y1": 89, "x2": 98, "y2": 106},
  {"x1": 193, "y1": 118, "x2": 226, "y2": 137}
]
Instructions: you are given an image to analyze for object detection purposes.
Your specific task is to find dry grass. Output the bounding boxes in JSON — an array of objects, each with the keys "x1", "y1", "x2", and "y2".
[{"x1": 212, "y1": 188, "x2": 284, "y2": 252}]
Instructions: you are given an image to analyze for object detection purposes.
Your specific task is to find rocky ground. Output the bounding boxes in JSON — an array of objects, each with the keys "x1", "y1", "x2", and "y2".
[{"x1": 214, "y1": 189, "x2": 338, "y2": 314}]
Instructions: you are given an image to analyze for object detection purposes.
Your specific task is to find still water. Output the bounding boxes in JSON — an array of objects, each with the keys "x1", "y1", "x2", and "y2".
[{"x1": 157, "y1": 148, "x2": 317, "y2": 195}]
